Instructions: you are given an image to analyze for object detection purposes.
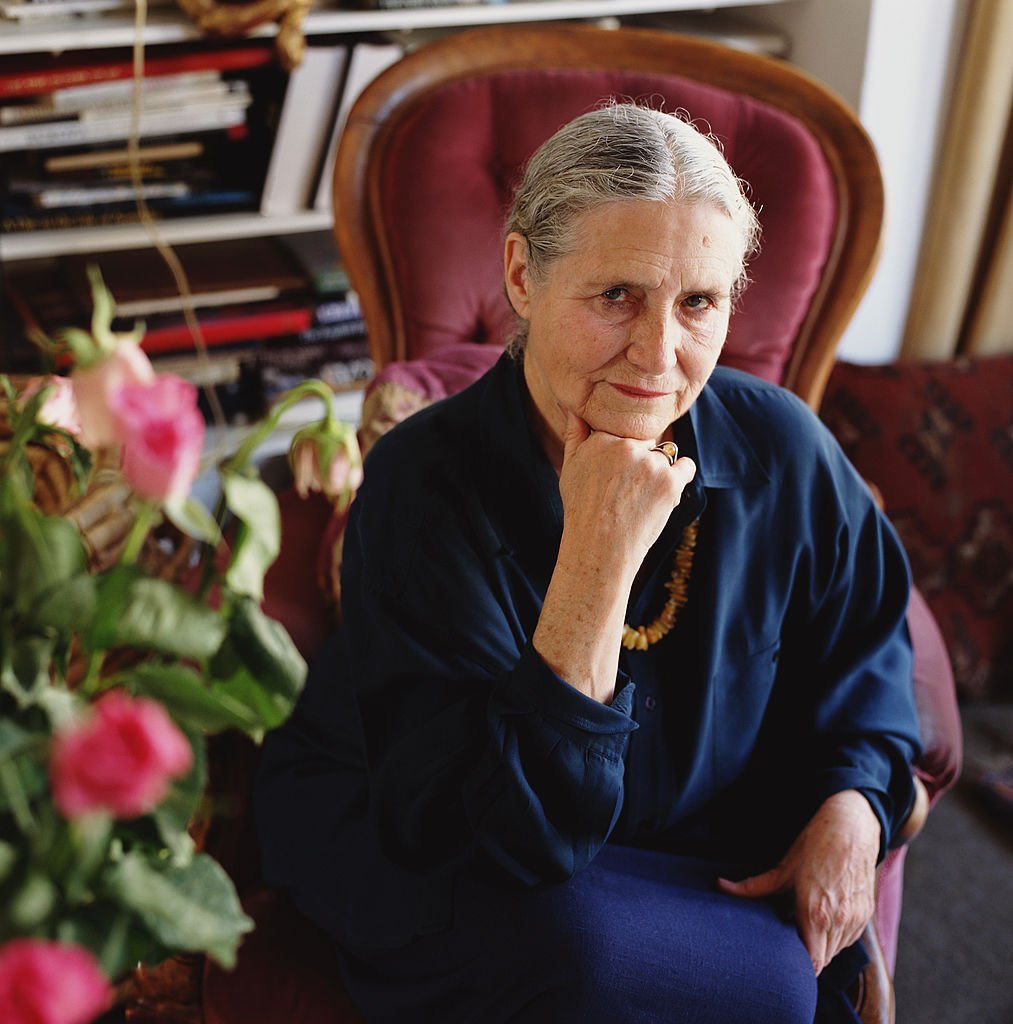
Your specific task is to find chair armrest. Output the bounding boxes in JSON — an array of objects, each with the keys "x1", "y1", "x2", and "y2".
[
  {"x1": 895, "y1": 775, "x2": 930, "y2": 848},
  {"x1": 855, "y1": 920, "x2": 895, "y2": 1024}
]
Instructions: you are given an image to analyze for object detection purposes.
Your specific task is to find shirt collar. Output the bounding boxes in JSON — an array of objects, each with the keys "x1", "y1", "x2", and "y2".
[{"x1": 684, "y1": 369, "x2": 771, "y2": 490}]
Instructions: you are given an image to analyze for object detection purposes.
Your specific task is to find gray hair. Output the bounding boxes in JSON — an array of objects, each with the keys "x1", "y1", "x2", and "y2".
[{"x1": 505, "y1": 102, "x2": 760, "y2": 352}]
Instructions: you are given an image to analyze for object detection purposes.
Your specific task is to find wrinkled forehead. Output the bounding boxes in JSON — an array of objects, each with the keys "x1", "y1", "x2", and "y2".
[{"x1": 554, "y1": 198, "x2": 748, "y2": 277}]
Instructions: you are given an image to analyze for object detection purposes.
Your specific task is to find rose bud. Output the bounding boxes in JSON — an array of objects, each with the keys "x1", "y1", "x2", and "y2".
[{"x1": 289, "y1": 420, "x2": 363, "y2": 512}]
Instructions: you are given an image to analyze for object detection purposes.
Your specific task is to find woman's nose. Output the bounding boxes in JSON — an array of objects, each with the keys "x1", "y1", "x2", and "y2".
[{"x1": 625, "y1": 313, "x2": 679, "y2": 375}]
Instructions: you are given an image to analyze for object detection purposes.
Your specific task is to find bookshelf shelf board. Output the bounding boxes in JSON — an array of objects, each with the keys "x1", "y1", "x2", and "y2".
[
  {"x1": 0, "y1": 0, "x2": 790, "y2": 55},
  {"x1": 1, "y1": 210, "x2": 334, "y2": 261}
]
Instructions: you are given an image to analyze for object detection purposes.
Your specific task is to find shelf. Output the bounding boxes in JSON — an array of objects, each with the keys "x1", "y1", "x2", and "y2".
[
  {"x1": 0, "y1": 0, "x2": 789, "y2": 55},
  {"x1": 1, "y1": 210, "x2": 333, "y2": 262}
]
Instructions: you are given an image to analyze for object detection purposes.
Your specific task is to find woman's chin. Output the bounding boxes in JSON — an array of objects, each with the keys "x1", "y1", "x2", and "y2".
[{"x1": 586, "y1": 409, "x2": 675, "y2": 442}]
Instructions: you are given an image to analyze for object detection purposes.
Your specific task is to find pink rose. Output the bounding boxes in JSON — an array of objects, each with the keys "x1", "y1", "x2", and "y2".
[
  {"x1": 51, "y1": 690, "x2": 193, "y2": 819},
  {"x1": 19, "y1": 376, "x2": 82, "y2": 437},
  {"x1": 0, "y1": 938, "x2": 110, "y2": 1024},
  {"x1": 71, "y1": 343, "x2": 155, "y2": 448},
  {"x1": 110, "y1": 374, "x2": 205, "y2": 502}
]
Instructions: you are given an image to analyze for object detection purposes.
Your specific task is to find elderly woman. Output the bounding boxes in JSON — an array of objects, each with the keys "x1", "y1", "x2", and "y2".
[{"x1": 256, "y1": 103, "x2": 920, "y2": 1024}]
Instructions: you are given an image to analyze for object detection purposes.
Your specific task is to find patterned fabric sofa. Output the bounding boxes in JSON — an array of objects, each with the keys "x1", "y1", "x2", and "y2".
[{"x1": 820, "y1": 353, "x2": 1012, "y2": 705}]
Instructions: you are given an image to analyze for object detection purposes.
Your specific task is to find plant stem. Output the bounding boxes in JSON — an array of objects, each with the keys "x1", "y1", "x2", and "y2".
[
  {"x1": 79, "y1": 650, "x2": 106, "y2": 699},
  {"x1": 222, "y1": 379, "x2": 337, "y2": 477},
  {"x1": 120, "y1": 501, "x2": 157, "y2": 565}
]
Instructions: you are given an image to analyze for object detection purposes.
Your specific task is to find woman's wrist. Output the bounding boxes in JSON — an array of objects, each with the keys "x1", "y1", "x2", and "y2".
[{"x1": 533, "y1": 538, "x2": 637, "y2": 704}]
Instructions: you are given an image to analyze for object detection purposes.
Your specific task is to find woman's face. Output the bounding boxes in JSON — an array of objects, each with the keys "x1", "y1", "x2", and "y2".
[{"x1": 505, "y1": 198, "x2": 743, "y2": 462}]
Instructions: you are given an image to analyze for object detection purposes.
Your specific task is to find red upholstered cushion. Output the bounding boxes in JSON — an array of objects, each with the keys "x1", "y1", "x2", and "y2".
[
  {"x1": 380, "y1": 68, "x2": 837, "y2": 384},
  {"x1": 821, "y1": 355, "x2": 1013, "y2": 702}
]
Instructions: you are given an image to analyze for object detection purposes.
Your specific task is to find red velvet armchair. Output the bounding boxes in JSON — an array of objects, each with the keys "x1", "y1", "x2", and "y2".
[{"x1": 186, "y1": 24, "x2": 963, "y2": 1024}]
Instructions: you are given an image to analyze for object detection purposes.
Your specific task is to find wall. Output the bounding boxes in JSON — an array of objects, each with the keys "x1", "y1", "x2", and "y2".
[
  {"x1": 842, "y1": 0, "x2": 971, "y2": 363},
  {"x1": 749, "y1": 0, "x2": 971, "y2": 364}
]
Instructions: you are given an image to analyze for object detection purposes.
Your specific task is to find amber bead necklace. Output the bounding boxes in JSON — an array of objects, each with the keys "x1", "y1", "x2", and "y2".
[{"x1": 621, "y1": 519, "x2": 699, "y2": 651}]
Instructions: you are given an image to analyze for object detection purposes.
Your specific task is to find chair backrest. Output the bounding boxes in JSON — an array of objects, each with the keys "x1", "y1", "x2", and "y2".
[{"x1": 333, "y1": 24, "x2": 884, "y2": 410}]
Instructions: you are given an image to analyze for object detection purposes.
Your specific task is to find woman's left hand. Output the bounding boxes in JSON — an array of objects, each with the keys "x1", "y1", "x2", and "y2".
[{"x1": 717, "y1": 790, "x2": 881, "y2": 975}]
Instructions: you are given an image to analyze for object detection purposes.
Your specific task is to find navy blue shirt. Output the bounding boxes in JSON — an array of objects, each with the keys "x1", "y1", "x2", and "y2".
[{"x1": 256, "y1": 354, "x2": 921, "y2": 951}]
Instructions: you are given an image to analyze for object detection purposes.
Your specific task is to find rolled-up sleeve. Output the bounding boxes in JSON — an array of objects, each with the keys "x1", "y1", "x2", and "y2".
[{"x1": 344, "y1": 466, "x2": 637, "y2": 886}]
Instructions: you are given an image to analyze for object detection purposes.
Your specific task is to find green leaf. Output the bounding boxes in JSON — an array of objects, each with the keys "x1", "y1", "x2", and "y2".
[
  {"x1": 151, "y1": 721, "x2": 206, "y2": 859},
  {"x1": 91, "y1": 567, "x2": 226, "y2": 660},
  {"x1": 7, "y1": 506, "x2": 88, "y2": 618},
  {"x1": 57, "y1": 902, "x2": 168, "y2": 980},
  {"x1": 227, "y1": 597, "x2": 305, "y2": 712},
  {"x1": 0, "y1": 719, "x2": 46, "y2": 829},
  {"x1": 221, "y1": 473, "x2": 280, "y2": 601},
  {"x1": 207, "y1": 667, "x2": 278, "y2": 738},
  {"x1": 7, "y1": 633, "x2": 58, "y2": 697},
  {"x1": 32, "y1": 573, "x2": 96, "y2": 633},
  {"x1": 164, "y1": 495, "x2": 222, "y2": 546},
  {"x1": 126, "y1": 661, "x2": 263, "y2": 736},
  {"x1": 8, "y1": 870, "x2": 57, "y2": 929},
  {"x1": 0, "y1": 755, "x2": 47, "y2": 826},
  {"x1": 105, "y1": 850, "x2": 253, "y2": 968},
  {"x1": 0, "y1": 718, "x2": 42, "y2": 767},
  {"x1": 63, "y1": 814, "x2": 113, "y2": 903},
  {"x1": 0, "y1": 840, "x2": 16, "y2": 882},
  {"x1": 86, "y1": 562, "x2": 135, "y2": 648}
]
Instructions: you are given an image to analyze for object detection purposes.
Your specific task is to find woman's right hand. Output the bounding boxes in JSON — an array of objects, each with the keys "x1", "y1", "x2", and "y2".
[
  {"x1": 532, "y1": 411, "x2": 695, "y2": 705},
  {"x1": 557, "y1": 410, "x2": 696, "y2": 568}
]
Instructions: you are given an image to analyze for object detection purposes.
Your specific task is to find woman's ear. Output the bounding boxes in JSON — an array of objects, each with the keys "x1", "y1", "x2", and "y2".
[{"x1": 504, "y1": 232, "x2": 532, "y2": 319}]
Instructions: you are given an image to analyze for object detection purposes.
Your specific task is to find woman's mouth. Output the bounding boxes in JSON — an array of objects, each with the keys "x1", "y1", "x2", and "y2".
[{"x1": 610, "y1": 383, "x2": 671, "y2": 399}]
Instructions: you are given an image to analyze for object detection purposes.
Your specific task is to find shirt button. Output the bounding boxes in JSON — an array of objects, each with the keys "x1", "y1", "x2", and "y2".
[{"x1": 644, "y1": 695, "x2": 657, "y2": 711}]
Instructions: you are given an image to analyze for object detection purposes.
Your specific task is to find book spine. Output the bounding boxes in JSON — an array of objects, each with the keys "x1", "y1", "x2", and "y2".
[
  {"x1": 0, "y1": 103, "x2": 247, "y2": 152},
  {"x1": 0, "y1": 45, "x2": 273, "y2": 100},
  {"x1": 32, "y1": 181, "x2": 191, "y2": 208},
  {"x1": 140, "y1": 305, "x2": 313, "y2": 356},
  {"x1": 313, "y1": 295, "x2": 362, "y2": 326}
]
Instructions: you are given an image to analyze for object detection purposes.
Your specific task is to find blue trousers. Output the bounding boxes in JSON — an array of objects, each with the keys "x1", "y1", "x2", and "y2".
[{"x1": 336, "y1": 844, "x2": 863, "y2": 1024}]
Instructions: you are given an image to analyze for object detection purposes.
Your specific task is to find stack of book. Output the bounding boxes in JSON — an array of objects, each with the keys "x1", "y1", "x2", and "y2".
[
  {"x1": 0, "y1": 0, "x2": 174, "y2": 21},
  {"x1": 0, "y1": 42, "x2": 286, "y2": 232},
  {"x1": 2, "y1": 230, "x2": 371, "y2": 421}
]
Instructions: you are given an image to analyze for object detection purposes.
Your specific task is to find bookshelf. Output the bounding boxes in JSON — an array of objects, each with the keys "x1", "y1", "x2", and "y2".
[
  {"x1": 0, "y1": 1, "x2": 789, "y2": 55},
  {"x1": 0, "y1": 0, "x2": 795, "y2": 263}
]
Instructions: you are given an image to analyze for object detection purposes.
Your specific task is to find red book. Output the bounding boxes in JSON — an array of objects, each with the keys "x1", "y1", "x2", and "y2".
[
  {"x1": 140, "y1": 303, "x2": 314, "y2": 356},
  {"x1": 0, "y1": 43, "x2": 274, "y2": 100}
]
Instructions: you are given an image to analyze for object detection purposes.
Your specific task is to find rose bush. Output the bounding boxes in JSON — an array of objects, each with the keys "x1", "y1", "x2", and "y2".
[{"x1": 0, "y1": 269, "x2": 362, "y2": 1021}]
